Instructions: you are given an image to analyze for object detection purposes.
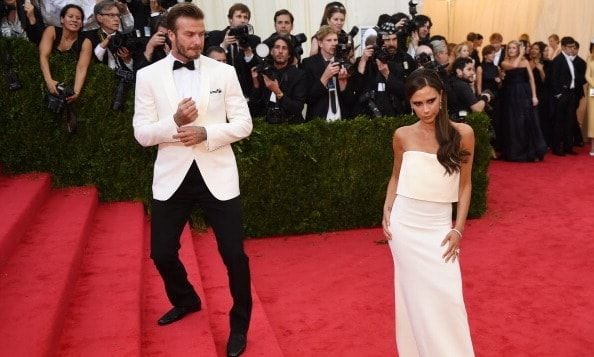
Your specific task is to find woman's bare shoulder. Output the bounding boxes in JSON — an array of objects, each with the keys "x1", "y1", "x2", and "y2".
[{"x1": 451, "y1": 121, "x2": 474, "y2": 137}]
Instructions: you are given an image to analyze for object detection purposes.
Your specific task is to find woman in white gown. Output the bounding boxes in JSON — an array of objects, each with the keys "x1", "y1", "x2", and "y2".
[{"x1": 382, "y1": 69, "x2": 475, "y2": 357}]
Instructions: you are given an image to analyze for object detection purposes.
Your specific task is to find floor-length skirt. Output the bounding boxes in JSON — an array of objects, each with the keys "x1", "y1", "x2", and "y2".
[{"x1": 388, "y1": 195, "x2": 474, "y2": 357}]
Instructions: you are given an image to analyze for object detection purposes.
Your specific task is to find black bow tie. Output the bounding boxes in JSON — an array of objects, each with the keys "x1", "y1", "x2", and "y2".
[{"x1": 173, "y1": 60, "x2": 195, "y2": 71}]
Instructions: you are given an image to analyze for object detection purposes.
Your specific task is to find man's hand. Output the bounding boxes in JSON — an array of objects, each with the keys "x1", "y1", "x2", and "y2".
[
  {"x1": 116, "y1": 47, "x2": 132, "y2": 64},
  {"x1": 321, "y1": 62, "x2": 341, "y2": 84},
  {"x1": 263, "y1": 75, "x2": 280, "y2": 94},
  {"x1": 222, "y1": 30, "x2": 237, "y2": 49},
  {"x1": 144, "y1": 31, "x2": 166, "y2": 60},
  {"x1": 114, "y1": 1, "x2": 130, "y2": 15},
  {"x1": 377, "y1": 59, "x2": 390, "y2": 79},
  {"x1": 361, "y1": 45, "x2": 374, "y2": 62},
  {"x1": 173, "y1": 126, "x2": 207, "y2": 146},
  {"x1": 100, "y1": 33, "x2": 114, "y2": 49},
  {"x1": 250, "y1": 67, "x2": 260, "y2": 88},
  {"x1": 174, "y1": 98, "x2": 198, "y2": 126}
]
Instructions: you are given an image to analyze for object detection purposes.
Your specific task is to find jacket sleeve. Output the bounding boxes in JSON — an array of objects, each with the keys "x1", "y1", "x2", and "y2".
[
  {"x1": 279, "y1": 69, "x2": 307, "y2": 117},
  {"x1": 132, "y1": 68, "x2": 179, "y2": 147},
  {"x1": 203, "y1": 66, "x2": 253, "y2": 151}
]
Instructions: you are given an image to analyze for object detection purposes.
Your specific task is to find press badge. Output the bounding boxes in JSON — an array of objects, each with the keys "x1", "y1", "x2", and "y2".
[
  {"x1": 377, "y1": 83, "x2": 386, "y2": 92},
  {"x1": 590, "y1": 88, "x2": 594, "y2": 97}
]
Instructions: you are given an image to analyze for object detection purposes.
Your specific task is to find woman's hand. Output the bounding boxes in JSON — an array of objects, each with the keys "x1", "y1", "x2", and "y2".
[
  {"x1": 441, "y1": 230, "x2": 461, "y2": 263},
  {"x1": 46, "y1": 79, "x2": 59, "y2": 95},
  {"x1": 382, "y1": 205, "x2": 392, "y2": 240},
  {"x1": 66, "y1": 92, "x2": 79, "y2": 104},
  {"x1": 532, "y1": 97, "x2": 539, "y2": 106}
]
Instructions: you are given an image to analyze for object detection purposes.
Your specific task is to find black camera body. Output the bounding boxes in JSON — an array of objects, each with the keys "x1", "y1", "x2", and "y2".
[
  {"x1": 108, "y1": 32, "x2": 145, "y2": 55},
  {"x1": 359, "y1": 90, "x2": 383, "y2": 118},
  {"x1": 255, "y1": 60, "x2": 276, "y2": 81},
  {"x1": 229, "y1": 25, "x2": 253, "y2": 48},
  {"x1": 46, "y1": 83, "x2": 74, "y2": 114},
  {"x1": 292, "y1": 33, "x2": 307, "y2": 57},
  {"x1": 158, "y1": 0, "x2": 191, "y2": 9},
  {"x1": 397, "y1": 0, "x2": 420, "y2": 38},
  {"x1": 334, "y1": 27, "x2": 358, "y2": 71},
  {"x1": 112, "y1": 68, "x2": 135, "y2": 111},
  {"x1": 371, "y1": 30, "x2": 396, "y2": 64}
]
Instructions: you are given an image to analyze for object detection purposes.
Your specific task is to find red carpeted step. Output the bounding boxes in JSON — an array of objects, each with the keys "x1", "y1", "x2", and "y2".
[
  {"x1": 0, "y1": 187, "x2": 98, "y2": 356},
  {"x1": 56, "y1": 202, "x2": 146, "y2": 356},
  {"x1": 193, "y1": 229, "x2": 284, "y2": 357},
  {"x1": 141, "y1": 224, "x2": 217, "y2": 356},
  {"x1": 0, "y1": 172, "x2": 52, "y2": 267}
]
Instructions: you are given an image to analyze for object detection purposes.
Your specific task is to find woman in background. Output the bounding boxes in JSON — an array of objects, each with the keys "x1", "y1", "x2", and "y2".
[
  {"x1": 585, "y1": 40, "x2": 594, "y2": 156},
  {"x1": 38, "y1": 4, "x2": 91, "y2": 103}
]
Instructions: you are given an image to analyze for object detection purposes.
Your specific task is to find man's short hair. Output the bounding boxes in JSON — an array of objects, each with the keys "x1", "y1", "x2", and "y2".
[
  {"x1": 561, "y1": 36, "x2": 576, "y2": 47},
  {"x1": 227, "y1": 3, "x2": 250, "y2": 20},
  {"x1": 466, "y1": 32, "x2": 477, "y2": 42},
  {"x1": 452, "y1": 57, "x2": 473, "y2": 73},
  {"x1": 93, "y1": 0, "x2": 116, "y2": 16},
  {"x1": 315, "y1": 25, "x2": 338, "y2": 42},
  {"x1": 429, "y1": 35, "x2": 447, "y2": 44},
  {"x1": 205, "y1": 46, "x2": 226, "y2": 57},
  {"x1": 489, "y1": 33, "x2": 503, "y2": 43},
  {"x1": 482, "y1": 44, "x2": 496, "y2": 57},
  {"x1": 166, "y1": 3, "x2": 204, "y2": 32},
  {"x1": 431, "y1": 40, "x2": 447, "y2": 55},
  {"x1": 476, "y1": 33, "x2": 483, "y2": 40},
  {"x1": 274, "y1": 9, "x2": 294, "y2": 24}
]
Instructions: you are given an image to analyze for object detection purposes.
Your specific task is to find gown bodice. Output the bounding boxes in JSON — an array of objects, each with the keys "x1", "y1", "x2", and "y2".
[
  {"x1": 396, "y1": 151, "x2": 459, "y2": 203},
  {"x1": 504, "y1": 67, "x2": 528, "y2": 84}
]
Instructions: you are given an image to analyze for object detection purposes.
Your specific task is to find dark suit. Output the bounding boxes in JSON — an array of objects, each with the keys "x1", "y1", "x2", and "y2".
[
  {"x1": 301, "y1": 53, "x2": 355, "y2": 121},
  {"x1": 206, "y1": 27, "x2": 261, "y2": 96},
  {"x1": 548, "y1": 52, "x2": 579, "y2": 153}
]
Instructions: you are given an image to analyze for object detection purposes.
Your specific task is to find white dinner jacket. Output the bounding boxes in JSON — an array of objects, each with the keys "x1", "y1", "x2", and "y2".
[{"x1": 133, "y1": 54, "x2": 252, "y2": 201}]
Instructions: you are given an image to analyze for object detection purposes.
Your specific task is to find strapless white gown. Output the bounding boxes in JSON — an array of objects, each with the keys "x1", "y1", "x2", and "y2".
[{"x1": 388, "y1": 151, "x2": 474, "y2": 357}]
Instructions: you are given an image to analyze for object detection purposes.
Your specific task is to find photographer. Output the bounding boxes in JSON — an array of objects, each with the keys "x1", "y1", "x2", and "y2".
[
  {"x1": 249, "y1": 36, "x2": 307, "y2": 124},
  {"x1": 262, "y1": 9, "x2": 306, "y2": 64},
  {"x1": 1, "y1": 0, "x2": 44, "y2": 45},
  {"x1": 448, "y1": 57, "x2": 493, "y2": 121},
  {"x1": 135, "y1": 16, "x2": 169, "y2": 70},
  {"x1": 39, "y1": 4, "x2": 92, "y2": 103},
  {"x1": 302, "y1": 25, "x2": 354, "y2": 121},
  {"x1": 406, "y1": 14, "x2": 432, "y2": 58},
  {"x1": 351, "y1": 22, "x2": 406, "y2": 117},
  {"x1": 205, "y1": 3, "x2": 261, "y2": 96},
  {"x1": 86, "y1": 1, "x2": 134, "y2": 71}
]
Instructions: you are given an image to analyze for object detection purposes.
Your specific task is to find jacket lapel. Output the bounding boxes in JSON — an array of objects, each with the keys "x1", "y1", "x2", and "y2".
[
  {"x1": 197, "y1": 56, "x2": 210, "y2": 122},
  {"x1": 162, "y1": 59, "x2": 179, "y2": 112}
]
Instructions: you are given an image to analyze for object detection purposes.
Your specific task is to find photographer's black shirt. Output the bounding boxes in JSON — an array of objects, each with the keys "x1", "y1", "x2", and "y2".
[
  {"x1": 448, "y1": 76, "x2": 479, "y2": 117},
  {"x1": 249, "y1": 64, "x2": 307, "y2": 124}
]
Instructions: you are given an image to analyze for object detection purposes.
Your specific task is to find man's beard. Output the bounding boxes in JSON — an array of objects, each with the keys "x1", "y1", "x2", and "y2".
[{"x1": 176, "y1": 43, "x2": 201, "y2": 61}]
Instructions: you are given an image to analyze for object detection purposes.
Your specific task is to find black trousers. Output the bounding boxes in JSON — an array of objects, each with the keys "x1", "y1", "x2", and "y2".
[
  {"x1": 551, "y1": 89, "x2": 578, "y2": 153},
  {"x1": 151, "y1": 161, "x2": 252, "y2": 334}
]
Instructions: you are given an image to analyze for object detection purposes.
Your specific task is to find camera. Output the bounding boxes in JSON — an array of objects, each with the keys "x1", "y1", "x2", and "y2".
[
  {"x1": 480, "y1": 89, "x2": 496, "y2": 112},
  {"x1": 335, "y1": 26, "x2": 359, "y2": 70},
  {"x1": 108, "y1": 32, "x2": 145, "y2": 55},
  {"x1": 372, "y1": 26, "x2": 396, "y2": 64},
  {"x1": 397, "y1": 1, "x2": 420, "y2": 38},
  {"x1": 253, "y1": 43, "x2": 277, "y2": 81},
  {"x1": 45, "y1": 83, "x2": 74, "y2": 114},
  {"x1": 266, "y1": 104, "x2": 284, "y2": 124},
  {"x1": 112, "y1": 68, "x2": 135, "y2": 111},
  {"x1": 359, "y1": 90, "x2": 383, "y2": 118},
  {"x1": 229, "y1": 24, "x2": 255, "y2": 48},
  {"x1": 292, "y1": 33, "x2": 307, "y2": 57}
]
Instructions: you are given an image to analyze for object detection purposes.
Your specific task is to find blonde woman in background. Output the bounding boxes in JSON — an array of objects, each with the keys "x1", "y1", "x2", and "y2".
[{"x1": 586, "y1": 40, "x2": 594, "y2": 156}]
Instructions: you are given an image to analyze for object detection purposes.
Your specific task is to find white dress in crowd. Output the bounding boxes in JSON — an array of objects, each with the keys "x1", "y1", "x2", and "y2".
[{"x1": 388, "y1": 151, "x2": 474, "y2": 357}]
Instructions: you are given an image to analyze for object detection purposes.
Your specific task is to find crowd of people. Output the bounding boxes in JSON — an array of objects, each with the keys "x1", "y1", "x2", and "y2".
[{"x1": 2, "y1": 0, "x2": 594, "y2": 158}]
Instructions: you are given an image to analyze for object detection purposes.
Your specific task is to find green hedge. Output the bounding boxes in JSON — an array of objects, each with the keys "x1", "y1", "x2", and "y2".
[{"x1": 0, "y1": 38, "x2": 490, "y2": 237}]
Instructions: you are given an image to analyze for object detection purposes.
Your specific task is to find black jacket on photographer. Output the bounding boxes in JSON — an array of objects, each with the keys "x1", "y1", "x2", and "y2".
[
  {"x1": 206, "y1": 27, "x2": 261, "y2": 96},
  {"x1": 350, "y1": 56, "x2": 406, "y2": 117},
  {"x1": 86, "y1": 29, "x2": 136, "y2": 71},
  {"x1": 249, "y1": 64, "x2": 307, "y2": 124},
  {"x1": 447, "y1": 75, "x2": 479, "y2": 120}
]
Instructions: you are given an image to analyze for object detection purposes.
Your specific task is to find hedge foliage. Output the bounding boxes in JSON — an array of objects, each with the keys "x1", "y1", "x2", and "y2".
[{"x1": 0, "y1": 38, "x2": 490, "y2": 237}]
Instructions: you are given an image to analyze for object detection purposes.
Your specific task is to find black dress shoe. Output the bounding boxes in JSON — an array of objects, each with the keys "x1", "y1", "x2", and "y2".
[
  {"x1": 227, "y1": 332, "x2": 247, "y2": 357},
  {"x1": 157, "y1": 304, "x2": 201, "y2": 325}
]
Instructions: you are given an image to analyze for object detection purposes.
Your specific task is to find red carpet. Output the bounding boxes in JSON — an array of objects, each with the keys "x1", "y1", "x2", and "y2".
[
  {"x1": 0, "y1": 147, "x2": 593, "y2": 356},
  {"x1": 244, "y1": 147, "x2": 594, "y2": 356}
]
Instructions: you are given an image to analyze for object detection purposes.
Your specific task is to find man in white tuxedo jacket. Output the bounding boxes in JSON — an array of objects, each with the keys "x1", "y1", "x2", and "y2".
[{"x1": 133, "y1": 4, "x2": 252, "y2": 356}]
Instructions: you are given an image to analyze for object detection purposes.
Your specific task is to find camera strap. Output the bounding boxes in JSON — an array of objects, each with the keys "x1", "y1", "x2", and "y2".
[{"x1": 327, "y1": 77, "x2": 337, "y2": 114}]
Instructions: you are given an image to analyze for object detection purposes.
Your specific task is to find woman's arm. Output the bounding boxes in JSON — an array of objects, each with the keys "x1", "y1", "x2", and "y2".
[
  {"x1": 475, "y1": 65, "x2": 483, "y2": 94},
  {"x1": 69, "y1": 38, "x2": 92, "y2": 103},
  {"x1": 441, "y1": 123, "x2": 475, "y2": 263},
  {"x1": 525, "y1": 59, "x2": 538, "y2": 106},
  {"x1": 586, "y1": 59, "x2": 594, "y2": 88},
  {"x1": 39, "y1": 26, "x2": 58, "y2": 95},
  {"x1": 382, "y1": 127, "x2": 405, "y2": 239}
]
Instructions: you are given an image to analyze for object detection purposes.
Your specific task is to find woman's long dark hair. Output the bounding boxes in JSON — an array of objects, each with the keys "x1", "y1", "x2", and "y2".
[{"x1": 405, "y1": 68, "x2": 470, "y2": 175}]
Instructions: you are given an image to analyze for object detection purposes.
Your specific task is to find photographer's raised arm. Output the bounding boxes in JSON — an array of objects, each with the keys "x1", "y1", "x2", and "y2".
[{"x1": 39, "y1": 26, "x2": 58, "y2": 95}]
